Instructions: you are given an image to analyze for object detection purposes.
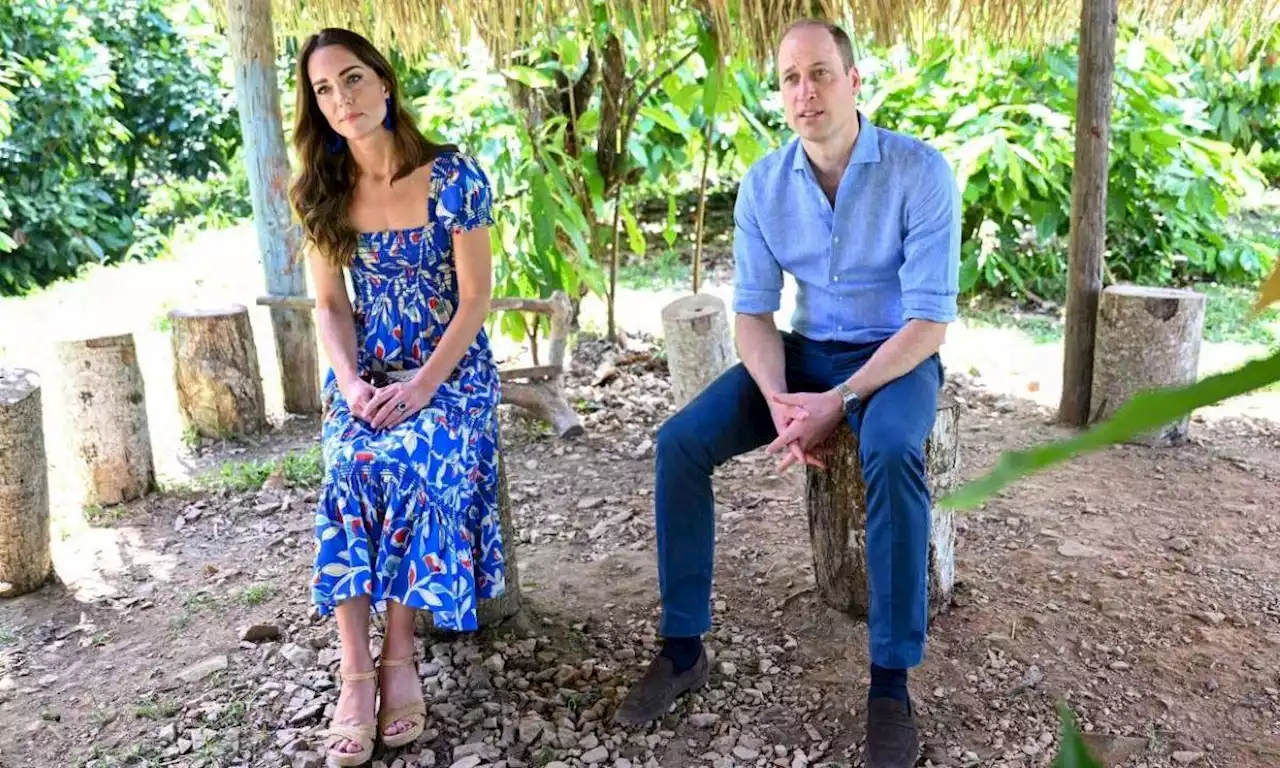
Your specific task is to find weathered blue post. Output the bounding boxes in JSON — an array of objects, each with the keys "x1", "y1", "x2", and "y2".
[{"x1": 226, "y1": 0, "x2": 321, "y2": 415}]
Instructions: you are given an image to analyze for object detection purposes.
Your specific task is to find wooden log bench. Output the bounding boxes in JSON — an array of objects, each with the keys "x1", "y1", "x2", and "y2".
[
  {"x1": 804, "y1": 402, "x2": 960, "y2": 619},
  {"x1": 256, "y1": 290, "x2": 583, "y2": 439},
  {"x1": 54, "y1": 333, "x2": 155, "y2": 505},
  {"x1": 0, "y1": 367, "x2": 52, "y2": 597}
]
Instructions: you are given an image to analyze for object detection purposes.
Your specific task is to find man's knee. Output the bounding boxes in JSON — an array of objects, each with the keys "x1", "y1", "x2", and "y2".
[{"x1": 859, "y1": 426, "x2": 926, "y2": 478}]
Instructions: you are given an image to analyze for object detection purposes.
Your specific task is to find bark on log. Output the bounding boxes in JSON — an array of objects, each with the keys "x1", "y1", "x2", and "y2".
[
  {"x1": 54, "y1": 334, "x2": 155, "y2": 506},
  {"x1": 1090, "y1": 284, "x2": 1206, "y2": 445},
  {"x1": 805, "y1": 403, "x2": 960, "y2": 619},
  {"x1": 502, "y1": 382, "x2": 584, "y2": 439},
  {"x1": 0, "y1": 367, "x2": 52, "y2": 597},
  {"x1": 170, "y1": 305, "x2": 268, "y2": 438},
  {"x1": 660, "y1": 293, "x2": 735, "y2": 408}
]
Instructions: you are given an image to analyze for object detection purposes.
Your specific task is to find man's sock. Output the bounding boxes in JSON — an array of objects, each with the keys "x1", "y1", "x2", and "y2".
[
  {"x1": 659, "y1": 636, "x2": 703, "y2": 673},
  {"x1": 868, "y1": 663, "x2": 910, "y2": 705}
]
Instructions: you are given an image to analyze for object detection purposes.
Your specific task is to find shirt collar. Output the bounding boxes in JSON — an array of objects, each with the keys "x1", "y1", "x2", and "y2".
[{"x1": 792, "y1": 111, "x2": 881, "y2": 173}]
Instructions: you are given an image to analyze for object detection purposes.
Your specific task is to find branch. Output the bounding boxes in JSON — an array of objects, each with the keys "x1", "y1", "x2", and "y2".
[{"x1": 621, "y1": 46, "x2": 699, "y2": 150}]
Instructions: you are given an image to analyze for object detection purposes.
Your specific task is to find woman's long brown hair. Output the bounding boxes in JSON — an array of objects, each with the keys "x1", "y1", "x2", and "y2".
[{"x1": 289, "y1": 28, "x2": 456, "y2": 268}]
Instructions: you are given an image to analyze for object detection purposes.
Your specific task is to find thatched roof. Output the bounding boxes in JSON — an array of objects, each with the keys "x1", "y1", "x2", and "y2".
[{"x1": 252, "y1": 0, "x2": 1280, "y2": 65}]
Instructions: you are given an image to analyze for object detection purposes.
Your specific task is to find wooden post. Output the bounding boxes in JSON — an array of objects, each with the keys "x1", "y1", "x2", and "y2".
[
  {"x1": 660, "y1": 293, "x2": 735, "y2": 408},
  {"x1": 1058, "y1": 0, "x2": 1119, "y2": 426},
  {"x1": 1091, "y1": 284, "x2": 1206, "y2": 445},
  {"x1": 170, "y1": 306, "x2": 269, "y2": 438},
  {"x1": 54, "y1": 334, "x2": 155, "y2": 505},
  {"x1": 0, "y1": 368, "x2": 52, "y2": 597},
  {"x1": 226, "y1": 0, "x2": 321, "y2": 416},
  {"x1": 805, "y1": 404, "x2": 960, "y2": 619}
]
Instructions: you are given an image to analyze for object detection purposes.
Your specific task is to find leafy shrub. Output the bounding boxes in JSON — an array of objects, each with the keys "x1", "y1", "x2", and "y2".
[
  {"x1": 863, "y1": 30, "x2": 1274, "y2": 302},
  {"x1": 0, "y1": 0, "x2": 240, "y2": 295}
]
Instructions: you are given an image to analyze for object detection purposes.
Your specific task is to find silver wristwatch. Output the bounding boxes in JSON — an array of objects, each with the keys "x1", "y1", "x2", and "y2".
[{"x1": 835, "y1": 381, "x2": 861, "y2": 413}]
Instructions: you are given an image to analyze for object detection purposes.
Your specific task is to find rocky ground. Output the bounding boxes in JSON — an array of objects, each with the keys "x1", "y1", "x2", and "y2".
[{"x1": 1, "y1": 332, "x2": 1279, "y2": 768}]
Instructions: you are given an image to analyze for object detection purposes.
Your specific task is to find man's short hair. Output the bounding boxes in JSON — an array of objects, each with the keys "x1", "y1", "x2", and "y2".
[{"x1": 780, "y1": 18, "x2": 856, "y2": 71}]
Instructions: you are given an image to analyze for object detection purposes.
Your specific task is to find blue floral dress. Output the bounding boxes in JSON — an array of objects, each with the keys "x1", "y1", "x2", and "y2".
[{"x1": 311, "y1": 151, "x2": 505, "y2": 632}]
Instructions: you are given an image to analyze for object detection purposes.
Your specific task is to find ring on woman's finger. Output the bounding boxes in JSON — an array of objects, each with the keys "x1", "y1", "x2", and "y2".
[{"x1": 395, "y1": 401, "x2": 407, "y2": 412}]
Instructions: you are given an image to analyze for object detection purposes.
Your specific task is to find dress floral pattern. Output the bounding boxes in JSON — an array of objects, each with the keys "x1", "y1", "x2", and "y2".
[{"x1": 311, "y1": 151, "x2": 505, "y2": 632}]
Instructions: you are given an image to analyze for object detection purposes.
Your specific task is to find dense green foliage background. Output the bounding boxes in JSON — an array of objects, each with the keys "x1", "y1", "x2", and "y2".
[{"x1": 2, "y1": 0, "x2": 1278, "y2": 312}]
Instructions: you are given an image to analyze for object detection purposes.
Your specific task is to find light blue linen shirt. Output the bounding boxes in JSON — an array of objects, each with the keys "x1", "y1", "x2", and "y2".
[{"x1": 732, "y1": 111, "x2": 961, "y2": 344}]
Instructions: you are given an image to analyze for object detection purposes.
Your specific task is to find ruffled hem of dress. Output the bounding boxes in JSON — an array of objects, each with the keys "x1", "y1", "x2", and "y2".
[{"x1": 310, "y1": 451, "x2": 506, "y2": 632}]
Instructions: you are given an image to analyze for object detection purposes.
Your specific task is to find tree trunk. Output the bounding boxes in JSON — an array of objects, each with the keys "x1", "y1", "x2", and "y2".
[
  {"x1": 660, "y1": 293, "x2": 735, "y2": 408},
  {"x1": 805, "y1": 404, "x2": 960, "y2": 619},
  {"x1": 0, "y1": 367, "x2": 52, "y2": 597},
  {"x1": 1058, "y1": 0, "x2": 1118, "y2": 426},
  {"x1": 226, "y1": 0, "x2": 320, "y2": 416},
  {"x1": 170, "y1": 305, "x2": 268, "y2": 438},
  {"x1": 415, "y1": 444, "x2": 522, "y2": 635},
  {"x1": 1090, "y1": 284, "x2": 1206, "y2": 445},
  {"x1": 53, "y1": 334, "x2": 155, "y2": 506}
]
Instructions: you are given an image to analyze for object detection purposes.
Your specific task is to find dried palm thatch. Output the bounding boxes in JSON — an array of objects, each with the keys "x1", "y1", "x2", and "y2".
[{"x1": 248, "y1": 0, "x2": 1280, "y2": 66}]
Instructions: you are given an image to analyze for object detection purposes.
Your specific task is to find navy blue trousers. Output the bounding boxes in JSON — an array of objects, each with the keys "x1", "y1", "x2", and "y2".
[{"x1": 654, "y1": 331, "x2": 942, "y2": 668}]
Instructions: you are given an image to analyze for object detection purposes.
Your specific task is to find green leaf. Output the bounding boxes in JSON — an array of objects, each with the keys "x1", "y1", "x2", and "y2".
[
  {"x1": 502, "y1": 65, "x2": 556, "y2": 89},
  {"x1": 556, "y1": 36, "x2": 582, "y2": 73},
  {"x1": 620, "y1": 203, "x2": 646, "y2": 256},
  {"x1": 529, "y1": 173, "x2": 556, "y2": 261},
  {"x1": 939, "y1": 349, "x2": 1280, "y2": 510},
  {"x1": 639, "y1": 104, "x2": 685, "y2": 135},
  {"x1": 1052, "y1": 704, "x2": 1103, "y2": 768}
]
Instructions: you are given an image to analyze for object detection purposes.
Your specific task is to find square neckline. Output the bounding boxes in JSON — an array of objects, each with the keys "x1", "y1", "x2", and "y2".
[{"x1": 355, "y1": 154, "x2": 448, "y2": 239}]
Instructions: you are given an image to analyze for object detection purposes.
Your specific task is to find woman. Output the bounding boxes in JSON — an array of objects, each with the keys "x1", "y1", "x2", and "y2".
[{"x1": 289, "y1": 27, "x2": 505, "y2": 766}]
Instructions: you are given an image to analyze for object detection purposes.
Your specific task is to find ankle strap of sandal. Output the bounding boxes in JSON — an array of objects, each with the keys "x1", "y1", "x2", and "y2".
[
  {"x1": 380, "y1": 655, "x2": 416, "y2": 668},
  {"x1": 339, "y1": 669, "x2": 377, "y2": 682}
]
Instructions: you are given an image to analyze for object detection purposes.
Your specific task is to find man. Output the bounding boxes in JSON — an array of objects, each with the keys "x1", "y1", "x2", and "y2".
[{"x1": 612, "y1": 17, "x2": 960, "y2": 768}]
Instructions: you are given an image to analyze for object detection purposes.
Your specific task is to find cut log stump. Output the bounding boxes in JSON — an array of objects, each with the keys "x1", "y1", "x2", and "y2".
[
  {"x1": 170, "y1": 305, "x2": 267, "y2": 438},
  {"x1": 1091, "y1": 284, "x2": 1206, "y2": 445},
  {"x1": 805, "y1": 403, "x2": 960, "y2": 619},
  {"x1": 660, "y1": 293, "x2": 735, "y2": 408},
  {"x1": 54, "y1": 333, "x2": 155, "y2": 505},
  {"x1": 0, "y1": 367, "x2": 52, "y2": 597}
]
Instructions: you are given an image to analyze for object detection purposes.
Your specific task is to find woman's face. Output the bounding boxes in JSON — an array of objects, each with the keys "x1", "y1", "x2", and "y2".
[{"x1": 307, "y1": 44, "x2": 389, "y2": 140}]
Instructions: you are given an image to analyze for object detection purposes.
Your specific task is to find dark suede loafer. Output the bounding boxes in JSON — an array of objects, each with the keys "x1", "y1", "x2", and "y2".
[
  {"x1": 612, "y1": 649, "x2": 711, "y2": 727},
  {"x1": 865, "y1": 697, "x2": 919, "y2": 768}
]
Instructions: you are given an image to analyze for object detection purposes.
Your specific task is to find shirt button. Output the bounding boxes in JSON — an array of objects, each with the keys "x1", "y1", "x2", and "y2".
[
  {"x1": 833, "y1": 275, "x2": 839, "y2": 282},
  {"x1": 833, "y1": 236, "x2": 840, "y2": 244}
]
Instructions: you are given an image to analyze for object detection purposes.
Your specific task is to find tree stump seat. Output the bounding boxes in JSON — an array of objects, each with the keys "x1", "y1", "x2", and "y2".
[
  {"x1": 0, "y1": 367, "x2": 52, "y2": 597},
  {"x1": 804, "y1": 402, "x2": 960, "y2": 619}
]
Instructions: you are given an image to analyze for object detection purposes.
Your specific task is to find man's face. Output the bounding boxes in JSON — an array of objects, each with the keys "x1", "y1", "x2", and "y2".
[{"x1": 777, "y1": 26, "x2": 861, "y2": 143}]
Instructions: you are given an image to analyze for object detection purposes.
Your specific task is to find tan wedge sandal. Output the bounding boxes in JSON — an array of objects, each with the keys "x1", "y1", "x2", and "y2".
[
  {"x1": 323, "y1": 668, "x2": 378, "y2": 767},
  {"x1": 377, "y1": 655, "x2": 427, "y2": 749}
]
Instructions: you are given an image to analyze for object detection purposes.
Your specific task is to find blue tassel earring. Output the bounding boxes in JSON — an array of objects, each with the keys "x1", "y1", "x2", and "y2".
[
  {"x1": 325, "y1": 131, "x2": 346, "y2": 155},
  {"x1": 383, "y1": 97, "x2": 395, "y2": 131}
]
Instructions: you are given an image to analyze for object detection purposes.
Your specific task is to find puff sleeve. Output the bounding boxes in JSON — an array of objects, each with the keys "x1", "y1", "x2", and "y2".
[{"x1": 434, "y1": 152, "x2": 496, "y2": 233}]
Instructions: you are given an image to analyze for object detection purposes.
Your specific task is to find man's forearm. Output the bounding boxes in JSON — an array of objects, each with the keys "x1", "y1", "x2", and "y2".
[
  {"x1": 842, "y1": 319, "x2": 947, "y2": 399},
  {"x1": 735, "y1": 313, "x2": 787, "y2": 398}
]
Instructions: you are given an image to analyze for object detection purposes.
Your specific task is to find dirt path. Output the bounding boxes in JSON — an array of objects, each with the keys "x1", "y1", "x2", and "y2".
[{"x1": 1, "y1": 327, "x2": 1279, "y2": 768}]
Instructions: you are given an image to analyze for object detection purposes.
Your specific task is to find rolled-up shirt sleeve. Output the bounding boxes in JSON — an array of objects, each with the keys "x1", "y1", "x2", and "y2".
[
  {"x1": 731, "y1": 176, "x2": 783, "y2": 315},
  {"x1": 900, "y1": 150, "x2": 961, "y2": 323}
]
